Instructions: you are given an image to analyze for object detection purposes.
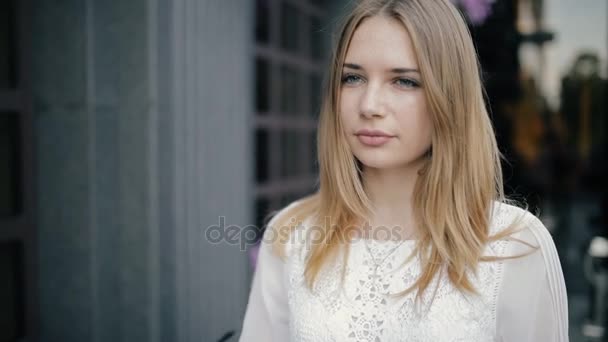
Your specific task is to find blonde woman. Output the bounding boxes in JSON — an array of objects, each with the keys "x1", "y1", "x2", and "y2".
[{"x1": 240, "y1": 0, "x2": 568, "y2": 341}]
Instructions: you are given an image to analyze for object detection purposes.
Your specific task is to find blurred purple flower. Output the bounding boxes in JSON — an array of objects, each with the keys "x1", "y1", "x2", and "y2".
[{"x1": 451, "y1": 0, "x2": 495, "y2": 25}]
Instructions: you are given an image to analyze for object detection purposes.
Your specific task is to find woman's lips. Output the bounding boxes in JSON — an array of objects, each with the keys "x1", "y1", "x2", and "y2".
[
  {"x1": 356, "y1": 134, "x2": 393, "y2": 146},
  {"x1": 354, "y1": 129, "x2": 395, "y2": 147}
]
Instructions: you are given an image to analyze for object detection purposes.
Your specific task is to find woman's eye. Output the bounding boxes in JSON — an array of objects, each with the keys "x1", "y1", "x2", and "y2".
[
  {"x1": 395, "y1": 78, "x2": 420, "y2": 88},
  {"x1": 341, "y1": 74, "x2": 363, "y2": 85}
]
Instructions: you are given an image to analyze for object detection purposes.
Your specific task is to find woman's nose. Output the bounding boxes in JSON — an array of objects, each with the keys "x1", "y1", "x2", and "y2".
[{"x1": 359, "y1": 85, "x2": 386, "y2": 119}]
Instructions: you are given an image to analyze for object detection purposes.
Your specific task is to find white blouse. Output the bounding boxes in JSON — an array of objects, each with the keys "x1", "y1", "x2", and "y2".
[{"x1": 239, "y1": 201, "x2": 569, "y2": 341}]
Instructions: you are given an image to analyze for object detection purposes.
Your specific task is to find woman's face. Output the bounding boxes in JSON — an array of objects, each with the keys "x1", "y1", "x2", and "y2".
[{"x1": 339, "y1": 15, "x2": 432, "y2": 170}]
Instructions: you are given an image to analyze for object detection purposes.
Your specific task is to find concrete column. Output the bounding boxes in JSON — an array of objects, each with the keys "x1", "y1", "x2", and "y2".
[{"x1": 32, "y1": 0, "x2": 253, "y2": 341}]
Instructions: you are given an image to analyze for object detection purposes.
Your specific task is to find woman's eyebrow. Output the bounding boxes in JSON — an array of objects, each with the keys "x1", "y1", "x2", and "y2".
[
  {"x1": 390, "y1": 67, "x2": 420, "y2": 74},
  {"x1": 343, "y1": 63, "x2": 363, "y2": 70},
  {"x1": 343, "y1": 63, "x2": 420, "y2": 74}
]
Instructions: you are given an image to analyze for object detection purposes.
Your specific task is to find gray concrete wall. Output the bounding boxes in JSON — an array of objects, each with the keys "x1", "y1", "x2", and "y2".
[{"x1": 31, "y1": 0, "x2": 252, "y2": 341}]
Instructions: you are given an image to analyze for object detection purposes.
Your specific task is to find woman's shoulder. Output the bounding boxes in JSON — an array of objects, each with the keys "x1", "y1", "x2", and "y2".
[
  {"x1": 261, "y1": 195, "x2": 319, "y2": 259},
  {"x1": 264, "y1": 195, "x2": 318, "y2": 232},
  {"x1": 489, "y1": 201, "x2": 562, "y2": 274},
  {"x1": 489, "y1": 200, "x2": 552, "y2": 244}
]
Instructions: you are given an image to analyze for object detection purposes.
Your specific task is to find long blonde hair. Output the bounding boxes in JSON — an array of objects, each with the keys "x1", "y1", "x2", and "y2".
[{"x1": 269, "y1": 0, "x2": 527, "y2": 300}]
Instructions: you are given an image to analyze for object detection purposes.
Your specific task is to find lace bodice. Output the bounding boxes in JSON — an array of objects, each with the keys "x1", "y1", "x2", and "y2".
[
  {"x1": 286, "y1": 238, "x2": 501, "y2": 341},
  {"x1": 240, "y1": 202, "x2": 569, "y2": 342}
]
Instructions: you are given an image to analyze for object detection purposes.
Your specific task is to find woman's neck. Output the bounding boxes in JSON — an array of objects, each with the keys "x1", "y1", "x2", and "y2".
[{"x1": 361, "y1": 159, "x2": 426, "y2": 239}]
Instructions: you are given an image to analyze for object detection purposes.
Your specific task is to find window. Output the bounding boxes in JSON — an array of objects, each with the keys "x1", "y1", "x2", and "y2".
[
  {"x1": 253, "y1": 0, "x2": 328, "y2": 229},
  {"x1": 0, "y1": 0, "x2": 36, "y2": 340}
]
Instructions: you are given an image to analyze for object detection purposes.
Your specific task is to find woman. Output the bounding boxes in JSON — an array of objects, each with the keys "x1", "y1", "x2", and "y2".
[{"x1": 240, "y1": 0, "x2": 568, "y2": 340}]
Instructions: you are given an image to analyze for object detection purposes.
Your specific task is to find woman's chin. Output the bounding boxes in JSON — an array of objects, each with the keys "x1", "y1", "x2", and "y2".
[
  {"x1": 355, "y1": 153, "x2": 425, "y2": 171},
  {"x1": 355, "y1": 156, "x2": 401, "y2": 170}
]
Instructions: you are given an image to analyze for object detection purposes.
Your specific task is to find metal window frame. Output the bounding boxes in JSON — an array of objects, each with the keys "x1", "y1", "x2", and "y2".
[
  {"x1": 254, "y1": 0, "x2": 326, "y2": 216},
  {"x1": 0, "y1": 0, "x2": 38, "y2": 340}
]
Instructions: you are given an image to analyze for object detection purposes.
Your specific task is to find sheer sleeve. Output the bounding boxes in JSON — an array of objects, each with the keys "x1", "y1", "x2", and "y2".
[
  {"x1": 239, "y1": 210, "x2": 291, "y2": 341},
  {"x1": 496, "y1": 213, "x2": 569, "y2": 341}
]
